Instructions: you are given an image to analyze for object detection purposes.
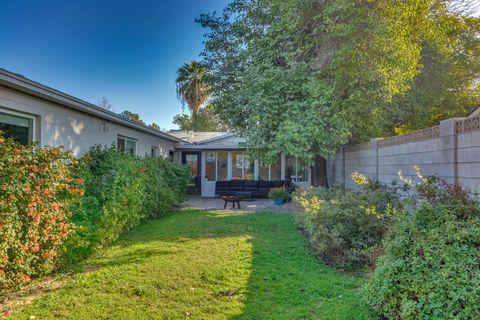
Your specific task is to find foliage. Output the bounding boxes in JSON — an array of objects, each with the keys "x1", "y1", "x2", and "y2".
[
  {"x1": 141, "y1": 156, "x2": 190, "y2": 218},
  {"x1": 176, "y1": 60, "x2": 211, "y2": 116},
  {"x1": 9, "y1": 210, "x2": 375, "y2": 319},
  {"x1": 118, "y1": 110, "x2": 146, "y2": 125},
  {"x1": 173, "y1": 104, "x2": 228, "y2": 131},
  {"x1": 198, "y1": 0, "x2": 480, "y2": 165},
  {"x1": 0, "y1": 136, "x2": 83, "y2": 295},
  {"x1": 65, "y1": 146, "x2": 189, "y2": 264},
  {"x1": 294, "y1": 178, "x2": 403, "y2": 269},
  {"x1": 149, "y1": 123, "x2": 160, "y2": 131},
  {"x1": 268, "y1": 187, "x2": 289, "y2": 200},
  {"x1": 390, "y1": 13, "x2": 480, "y2": 133},
  {"x1": 365, "y1": 178, "x2": 480, "y2": 319}
]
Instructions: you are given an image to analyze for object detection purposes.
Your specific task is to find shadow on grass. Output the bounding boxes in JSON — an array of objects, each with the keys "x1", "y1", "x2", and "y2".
[
  {"x1": 95, "y1": 209, "x2": 374, "y2": 319},
  {"x1": 9, "y1": 209, "x2": 374, "y2": 320}
]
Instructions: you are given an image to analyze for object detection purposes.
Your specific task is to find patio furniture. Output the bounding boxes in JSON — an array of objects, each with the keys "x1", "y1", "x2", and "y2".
[
  {"x1": 221, "y1": 195, "x2": 243, "y2": 209},
  {"x1": 235, "y1": 191, "x2": 253, "y2": 200},
  {"x1": 215, "y1": 180, "x2": 292, "y2": 198}
]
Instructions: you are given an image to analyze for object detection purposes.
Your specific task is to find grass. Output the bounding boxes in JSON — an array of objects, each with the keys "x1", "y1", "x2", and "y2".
[{"x1": 10, "y1": 210, "x2": 375, "y2": 319}]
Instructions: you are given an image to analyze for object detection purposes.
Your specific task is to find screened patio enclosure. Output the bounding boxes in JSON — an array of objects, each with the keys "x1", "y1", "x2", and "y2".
[{"x1": 182, "y1": 150, "x2": 311, "y2": 197}]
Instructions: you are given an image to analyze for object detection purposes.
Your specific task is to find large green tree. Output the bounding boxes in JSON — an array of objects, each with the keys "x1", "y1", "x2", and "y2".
[{"x1": 198, "y1": 0, "x2": 479, "y2": 186}]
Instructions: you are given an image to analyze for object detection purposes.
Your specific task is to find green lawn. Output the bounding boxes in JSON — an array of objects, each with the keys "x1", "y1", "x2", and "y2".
[{"x1": 11, "y1": 210, "x2": 375, "y2": 319}]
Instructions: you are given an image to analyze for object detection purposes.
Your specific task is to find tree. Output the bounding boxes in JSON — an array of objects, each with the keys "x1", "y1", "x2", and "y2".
[
  {"x1": 98, "y1": 97, "x2": 112, "y2": 110},
  {"x1": 198, "y1": 0, "x2": 480, "y2": 186},
  {"x1": 389, "y1": 13, "x2": 480, "y2": 133},
  {"x1": 119, "y1": 110, "x2": 145, "y2": 125},
  {"x1": 175, "y1": 61, "x2": 211, "y2": 124},
  {"x1": 172, "y1": 104, "x2": 228, "y2": 131},
  {"x1": 149, "y1": 123, "x2": 160, "y2": 131}
]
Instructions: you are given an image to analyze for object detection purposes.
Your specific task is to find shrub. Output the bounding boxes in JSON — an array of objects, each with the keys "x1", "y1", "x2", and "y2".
[
  {"x1": 294, "y1": 178, "x2": 402, "y2": 270},
  {"x1": 268, "y1": 187, "x2": 290, "y2": 200},
  {"x1": 365, "y1": 177, "x2": 480, "y2": 319},
  {"x1": 0, "y1": 136, "x2": 83, "y2": 294},
  {"x1": 65, "y1": 145, "x2": 189, "y2": 264},
  {"x1": 141, "y1": 156, "x2": 190, "y2": 218}
]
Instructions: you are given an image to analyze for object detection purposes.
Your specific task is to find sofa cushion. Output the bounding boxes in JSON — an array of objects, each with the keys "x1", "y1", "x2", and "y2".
[
  {"x1": 259, "y1": 181, "x2": 274, "y2": 188},
  {"x1": 216, "y1": 181, "x2": 230, "y2": 189},
  {"x1": 244, "y1": 180, "x2": 259, "y2": 188},
  {"x1": 272, "y1": 180, "x2": 285, "y2": 188},
  {"x1": 230, "y1": 180, "x2": 245, "y2": 190}
]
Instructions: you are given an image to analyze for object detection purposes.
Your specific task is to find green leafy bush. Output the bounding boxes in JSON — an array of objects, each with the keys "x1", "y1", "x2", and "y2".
[
  {"x1": 294, "y1": 178, "x2": 402, "y2": 269},
  {"x1": 65, "y1": 146, "x2": 189, "y2": 264},
  {"x1": 268, "y1": 187, "x2": 290, "y2": 200},
  {"x1": 0, "y1": 136, "x2": 83, "y2": 294},
  {"x1": 141, "y1": 156, "x2": 190, "y2": 218},
  {"x1": 365, "y1": 177, "x2": 480, "y2": 319}
]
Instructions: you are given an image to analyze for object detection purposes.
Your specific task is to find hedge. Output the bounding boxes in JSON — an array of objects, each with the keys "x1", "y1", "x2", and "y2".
[{"x1": 0, "y1": 138, "x2": 189, "y2": 296}]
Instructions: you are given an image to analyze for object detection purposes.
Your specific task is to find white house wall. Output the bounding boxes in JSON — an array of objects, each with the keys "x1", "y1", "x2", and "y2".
[{"x1": 0, "y1": 85, "x2": 175, "y2": 157}]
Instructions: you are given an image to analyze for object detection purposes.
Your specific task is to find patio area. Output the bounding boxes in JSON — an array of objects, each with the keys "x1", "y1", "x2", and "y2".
[{"x1": 180, "y1": 196, "x2": 297, "y2": 213}]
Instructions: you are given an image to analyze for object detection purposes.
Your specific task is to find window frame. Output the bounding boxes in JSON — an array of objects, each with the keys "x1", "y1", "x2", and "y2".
[
  {"x1": 151, "y1": 146, "x2": 159, "y2": 157},
  {"x1": 117, "y1": 135, "x2": 137, "y2": 155},
  {"x1": 286, "y1": 156, "x2": 310, "y2": 183},
  {"x1": 0, "y1": 108, "x2": 37, "y2": 144}
]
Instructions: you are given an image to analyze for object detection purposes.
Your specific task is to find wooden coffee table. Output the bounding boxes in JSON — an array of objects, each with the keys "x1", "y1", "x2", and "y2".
[{"x1": 221, "y1": 195, "x2": 243, "y2": 209}]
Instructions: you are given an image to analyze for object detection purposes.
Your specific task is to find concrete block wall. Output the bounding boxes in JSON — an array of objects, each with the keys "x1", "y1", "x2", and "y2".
[{"x1": 327, "y1": 116, "x2": 480, "y2": 192}]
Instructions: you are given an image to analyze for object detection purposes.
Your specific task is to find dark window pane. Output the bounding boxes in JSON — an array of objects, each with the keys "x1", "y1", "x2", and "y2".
[
  {"x1": 117, "y1": 138, "x2": 125, "y2": 152},
  {"x1": 0, "y1": 112, "x2": 33, "y2": 145}
]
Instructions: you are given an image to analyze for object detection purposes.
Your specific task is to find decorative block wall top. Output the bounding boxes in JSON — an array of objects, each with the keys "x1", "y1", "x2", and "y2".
[
  {"x1": 456, "y1": 116, "x2": 480, "y2": 134},
  {"x1": 378, "y1": 125, "x2": 440, "y2": 147},
  {"x1": 345, "y1": 142, "x2": 370, "y2": 151}
]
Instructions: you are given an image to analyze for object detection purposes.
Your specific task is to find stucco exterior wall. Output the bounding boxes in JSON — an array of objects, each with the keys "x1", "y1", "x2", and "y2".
[
  {"x1": 327, "y1": 117, "x2": 480, "y2": 192},
  {"x1": 0, "y1": 85, "x2": 176, "y2": 157}
]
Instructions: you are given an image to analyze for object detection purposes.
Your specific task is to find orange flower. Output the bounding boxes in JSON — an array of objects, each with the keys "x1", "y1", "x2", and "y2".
[{"x1": 31, "y1": 243, "x2": 40, "y2": 252}]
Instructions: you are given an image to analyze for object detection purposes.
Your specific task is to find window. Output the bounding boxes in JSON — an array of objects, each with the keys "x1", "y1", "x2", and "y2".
[
  {"x1": 0, "y1": 111, "x2": 34, "y2": 145},
  {"x1": 286, "y1": 156, "x2": 309, "y2": 182},
  {"x1": 217, "y1": 151, "x2": 228, "y2": 181},
  {"x1": 117, "y1": 136, "x2": 137, "y2": 155},
  {"x1": 232, "y1": 151, "x2": 254, "y2": 180},
  {"x1": 205, "y1": 151, "x2": 228, "y2": 181},
  {"x1": 258, "y1": 157, "x2": 281, "y2": 181},
  {"x1": 205, "y1": 152, "x2": 216, "y2": 181},
  {"x1": 151, "y1": 146, "x2": 159, "y2": 157},
  {"x1": 258, "y1": 161, "x2": 269, "y2": 181}
]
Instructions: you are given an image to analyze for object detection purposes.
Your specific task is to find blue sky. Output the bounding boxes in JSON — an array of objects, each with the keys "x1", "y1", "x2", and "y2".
[{"x1": 0, "y1": 0, "x2": 229, "y2": 130}]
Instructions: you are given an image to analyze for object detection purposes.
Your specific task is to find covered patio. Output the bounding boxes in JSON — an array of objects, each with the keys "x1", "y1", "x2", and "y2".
[{"x1": 169, "y1": 131, "x2": 312, "y2": 197}]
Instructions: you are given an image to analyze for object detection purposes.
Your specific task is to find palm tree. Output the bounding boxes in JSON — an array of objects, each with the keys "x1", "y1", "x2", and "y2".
[{"x1": 175, "y1": 61, "x2": 211, "y2": 122}]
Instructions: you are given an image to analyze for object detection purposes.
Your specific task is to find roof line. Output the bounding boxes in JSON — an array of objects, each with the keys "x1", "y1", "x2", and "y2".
[
  {"x1": 195, "y1": 132, "x2": 237, "y2": 144},
  {"x1": 0, "y1": 68, "x2": 182, "y2": 143}
]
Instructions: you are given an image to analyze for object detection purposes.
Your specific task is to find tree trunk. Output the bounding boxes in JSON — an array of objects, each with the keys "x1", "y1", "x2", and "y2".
[
  {"x1": 312, "y1": 156, "x2": 328, "y2": 188},
  {"x1": 191, "y1": 112, "x2": 198, "y2": 131}
]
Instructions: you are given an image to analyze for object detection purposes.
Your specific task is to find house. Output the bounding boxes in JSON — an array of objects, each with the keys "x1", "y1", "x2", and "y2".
[
  {"x1": 169, "y1": 130, "x2": 312, "y2": 196},
  {"x1": 0, "y1": 68, "x2": 312, "y2": 197},
  {"x1": 0, "y1": 68, "x2": 181, "y2": 157}
]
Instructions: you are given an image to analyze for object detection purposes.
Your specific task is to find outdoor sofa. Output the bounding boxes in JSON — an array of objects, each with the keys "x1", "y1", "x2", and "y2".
[{"x1": 215, "y1": 180, "x2": 292, "y2": 198}]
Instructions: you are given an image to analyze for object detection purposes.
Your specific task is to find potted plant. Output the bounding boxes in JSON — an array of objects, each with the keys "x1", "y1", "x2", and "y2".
[{"x1": 268, "y1": 187, "x2": 289, "y2": 205}]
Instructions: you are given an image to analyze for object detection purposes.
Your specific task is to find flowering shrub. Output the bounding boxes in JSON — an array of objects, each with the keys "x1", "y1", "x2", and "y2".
[
  {"x1": 365, "y1": 175, "x2": 480, "y2": 319},
  {"x1": 0, "y1": 136, "x2": 83, "y2": 294},
  {"x1": 293, "y1": 176, "x2": 403, "y2": 270}
]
